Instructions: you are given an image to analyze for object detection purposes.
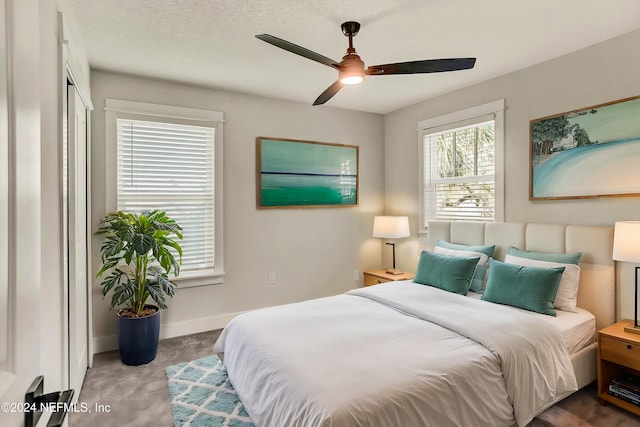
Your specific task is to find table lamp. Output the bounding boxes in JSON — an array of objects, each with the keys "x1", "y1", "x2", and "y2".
[
  {"x1": 372, "y1": 216, "x2": 410, "y2": 275},
  {"x1": 613, "y1": 221, "x2": 640, "y2": 334}
]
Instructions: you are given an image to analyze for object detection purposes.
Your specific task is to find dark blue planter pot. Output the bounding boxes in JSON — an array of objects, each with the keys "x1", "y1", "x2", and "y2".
[{"x1": 118, "y1": 306, "x2": 160, "y2": 366}]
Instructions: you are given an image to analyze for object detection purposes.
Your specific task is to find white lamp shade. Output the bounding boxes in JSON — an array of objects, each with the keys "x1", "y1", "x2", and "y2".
[
  {"x1": 372, "y1": 216, "x2": 410, "y2": 239},
  {"x1": 613, "y1": 221, "x2": 640, "y2": 263}
]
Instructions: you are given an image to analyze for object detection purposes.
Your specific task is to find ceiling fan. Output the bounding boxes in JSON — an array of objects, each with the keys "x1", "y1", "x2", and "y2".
[{"x1": 256, "y1": 21, "x2": 476, "y2": 106}]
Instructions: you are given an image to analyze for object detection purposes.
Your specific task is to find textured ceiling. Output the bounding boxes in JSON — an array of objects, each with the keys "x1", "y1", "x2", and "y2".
[{"x1": 65, "y1": 0, "x2": 640, "y2": 114}]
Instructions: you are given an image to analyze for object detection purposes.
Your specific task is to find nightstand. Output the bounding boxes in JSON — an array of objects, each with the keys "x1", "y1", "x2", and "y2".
[
  {"x1": 363, "y1": 269, "x2": 414, "y2": 287},
  {"x1": 597, "y1": 319, "x2": 640, "y2": 415}
]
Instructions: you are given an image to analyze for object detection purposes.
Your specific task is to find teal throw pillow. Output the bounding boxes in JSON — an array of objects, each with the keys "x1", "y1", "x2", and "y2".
[
  {"x1": 482, "y1": 259, "x2": 565, "y2": 316},
  {"x1": 414, "y1": 251, "x2": 480, "y2": 295},
  {"x1": 435, "y1": 240, "x2": 495, "y2": 294},
  {"x1": 507, "y1": 246, "x2": 582, "y2": 265}
]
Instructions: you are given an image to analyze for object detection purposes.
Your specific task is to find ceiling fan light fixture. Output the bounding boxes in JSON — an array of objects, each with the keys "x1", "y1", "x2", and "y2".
[
  {"x1": 338, "y1": 53, "x2": 365, "y2": 85},
  {"x1": 340, "y1": 70, "x2": 364, "y2": 85}
]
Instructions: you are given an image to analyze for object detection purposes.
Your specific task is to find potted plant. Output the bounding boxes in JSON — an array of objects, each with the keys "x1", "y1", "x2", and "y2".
[{"x1": 95, "y1": 210, "x2": 183, "y2": 365}]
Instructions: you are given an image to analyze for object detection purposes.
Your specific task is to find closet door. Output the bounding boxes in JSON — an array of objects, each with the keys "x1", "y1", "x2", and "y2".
[{"x1": 67, "y1": 83, "x2": 89, "y2": 398}]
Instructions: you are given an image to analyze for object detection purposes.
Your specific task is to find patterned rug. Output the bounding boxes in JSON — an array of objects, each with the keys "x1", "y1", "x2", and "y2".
[{"x1": 165, "y1": 355, "x2": 255, "y2": 427}]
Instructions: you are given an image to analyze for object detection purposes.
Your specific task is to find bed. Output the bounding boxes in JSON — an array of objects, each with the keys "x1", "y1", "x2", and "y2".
[{"x1": 213, "y1": 221, "x2": 615, "y2": 427}]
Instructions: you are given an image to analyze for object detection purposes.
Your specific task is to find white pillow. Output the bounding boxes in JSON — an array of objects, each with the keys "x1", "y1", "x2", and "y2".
[
  {"x1": 504, "y1": 254, "x2": 580, "y2": 313},
  {"x1": 434, "y1": 246, "x2": 489, "y2": 266}
]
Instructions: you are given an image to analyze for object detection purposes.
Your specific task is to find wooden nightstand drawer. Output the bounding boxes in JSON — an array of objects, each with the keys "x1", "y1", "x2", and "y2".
[
  {"x1": 364, "y1": 275, "x2": 388, "y2": 286},
  {"x1": 363, "y1": 270, "x2": 414, "y2": 287},
  {"x1": 600, "y1": 336, "x2": 640, "y2": 371}
]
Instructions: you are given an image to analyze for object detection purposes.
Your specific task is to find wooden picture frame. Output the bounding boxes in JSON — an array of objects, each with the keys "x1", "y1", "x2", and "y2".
[
  {"x1": 530, "y1": 95, "x2": 640, "y2": 200},
  {"x1": 256, "y1": 137, "x2": 359, "y2": 208}
]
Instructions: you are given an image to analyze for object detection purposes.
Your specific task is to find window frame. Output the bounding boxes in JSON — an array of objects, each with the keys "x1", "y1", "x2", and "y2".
[
  {"x1": 418, "y1": 99, "x2": 505, "y2": 230},
  {"x1": 105, "y1": 99, "x2": 225, "y2": 287}
]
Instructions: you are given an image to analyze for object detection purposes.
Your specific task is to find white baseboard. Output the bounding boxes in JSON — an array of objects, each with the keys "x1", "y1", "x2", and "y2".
[{"x1": 91, "y1": 311, "x2": 243, "y2": 354}]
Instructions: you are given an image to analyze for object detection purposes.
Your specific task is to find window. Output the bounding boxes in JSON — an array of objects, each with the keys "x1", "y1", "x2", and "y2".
[
  {"x1": 106, "y1": 99, "x2": 224, "y2": 286},
  {"x1": 419, "y1": 100, "x2": 504, "y2": 227}
]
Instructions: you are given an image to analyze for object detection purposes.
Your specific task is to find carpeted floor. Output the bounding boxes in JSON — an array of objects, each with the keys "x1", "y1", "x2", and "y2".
[
  {"x1": 69, "y1": 330, "x2": 222, "y2": 427},
  {"x1": 72, "y1": 329, "x2": 640, "y2": 427}
]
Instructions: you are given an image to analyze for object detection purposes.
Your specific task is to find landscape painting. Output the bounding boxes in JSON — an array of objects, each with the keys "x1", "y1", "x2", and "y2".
[
  {"x1": 530, "y1": 95, "x2": 640, "y2": 199},
  {"x1": 256, "y1": 137, "x2": 359, "y2": 208}
]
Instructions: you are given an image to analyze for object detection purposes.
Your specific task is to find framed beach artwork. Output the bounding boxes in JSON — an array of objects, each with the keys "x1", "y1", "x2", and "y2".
[
  {"x1": 530, "y1": 95, "x2": 640, "y2": 200},
  {"x1": 256, "y1": 137, "x2": 359, "y2": 208}
]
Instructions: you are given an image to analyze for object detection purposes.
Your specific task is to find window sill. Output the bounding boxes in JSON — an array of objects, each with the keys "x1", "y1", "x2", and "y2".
[{"x1": 173, "y1": 271, "x2": 225, "y2": 288}]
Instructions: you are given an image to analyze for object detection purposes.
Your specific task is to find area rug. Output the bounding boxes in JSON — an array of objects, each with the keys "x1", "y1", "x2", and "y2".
[{"x1": 165, "y1": 355, "x2": 255, "y2": 427}]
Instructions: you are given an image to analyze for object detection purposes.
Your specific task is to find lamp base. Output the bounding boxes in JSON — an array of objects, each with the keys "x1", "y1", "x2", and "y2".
[
  {"x1": 385, "y1": 269, "x2": 405, "y2": 275},
  {"x1": 624, "y1": 325, "x2": 640, "y2": 335}
]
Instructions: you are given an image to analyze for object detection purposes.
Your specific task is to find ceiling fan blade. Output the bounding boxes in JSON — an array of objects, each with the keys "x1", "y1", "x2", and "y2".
[
  {"x1": 366, "y1": 58, "x2": 476, "y2": 75},
  {"x1": 313, "y1": 81, "x2": 344, "y2": 106},
  {"x1": 256, "y1": 34, "x2": 340, "y2": 69}
]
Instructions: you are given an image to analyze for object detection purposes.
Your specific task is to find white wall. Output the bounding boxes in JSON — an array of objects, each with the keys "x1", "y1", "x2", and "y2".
[
  {"x1": 90, "y1": 71, "x2": 385, "y2": 351},
  {"x1": 384, "y1": 28, "x2": 640, "y2": 320}
]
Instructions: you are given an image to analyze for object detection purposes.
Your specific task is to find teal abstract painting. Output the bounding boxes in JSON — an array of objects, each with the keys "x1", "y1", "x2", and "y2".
[
  {"x1": 257, "y1": 137, "x2": 358, "y2": 208},
  {"x1": 530, "y1": 95, "x2": 640, "y2": 199}
]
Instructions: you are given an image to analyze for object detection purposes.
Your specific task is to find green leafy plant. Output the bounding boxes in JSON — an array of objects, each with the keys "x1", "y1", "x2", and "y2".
[{"x1": 95, "y1": 210, "x2": 183, "y2": 316}]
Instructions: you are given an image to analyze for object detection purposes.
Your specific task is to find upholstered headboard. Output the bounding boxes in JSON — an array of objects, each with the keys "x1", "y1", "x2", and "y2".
[{"x1": 426, "y1": 221, "x2": 615, "y2": 331}]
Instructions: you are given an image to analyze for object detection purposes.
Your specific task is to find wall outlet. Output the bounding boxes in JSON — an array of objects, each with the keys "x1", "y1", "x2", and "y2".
[
  {"x1": 268, "y1": 271, "x2": 276, "y2": 285},
  {"x1": 353, "y1": 270, "x2": 360, "y2": 281}
]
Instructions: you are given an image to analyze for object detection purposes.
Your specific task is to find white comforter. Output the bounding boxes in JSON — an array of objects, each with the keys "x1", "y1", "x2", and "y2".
[{"x1": 213, "y1": 281, "x2": 577, "y2": 427}]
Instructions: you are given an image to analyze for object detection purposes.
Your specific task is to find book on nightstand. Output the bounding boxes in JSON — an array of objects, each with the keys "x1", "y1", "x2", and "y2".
[
  {"x1": 609, "y1": 384, "x2": 640, "y2": 406},
  {"x1": 612, "y1": 373, "x2": 640, "y2": 392},
  {"x1": 609, "y1": 373, "x2": 640, "y2": 406}
]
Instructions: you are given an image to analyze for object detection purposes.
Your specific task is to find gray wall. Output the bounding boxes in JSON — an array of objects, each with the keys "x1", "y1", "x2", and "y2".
[
  {"x1": 383, "y1": 28, "x2": 640, "y2": 319},
  {"x1": 90, "y1": 71, "x2": 385, "y2": 350},
  {"x1": 90, "y1": 28, "x2": 640, "y2": 349}
]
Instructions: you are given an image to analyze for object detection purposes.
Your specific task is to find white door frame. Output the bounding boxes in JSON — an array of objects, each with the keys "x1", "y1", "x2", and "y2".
[
  {"x1": 58, "y1": 10, "x2": 93, "y2": 394},
  {"x1": 0, "y1": 0, "x2": 43, "y2": 424}
]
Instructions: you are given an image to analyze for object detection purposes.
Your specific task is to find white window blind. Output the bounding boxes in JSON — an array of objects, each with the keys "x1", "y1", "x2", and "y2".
[
  {"x1": 117, "y1": 119, "x2": 215, "y2": 273},
  {"x1": 423, "y1": 119, "x2": 496, "y2": 222}
]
